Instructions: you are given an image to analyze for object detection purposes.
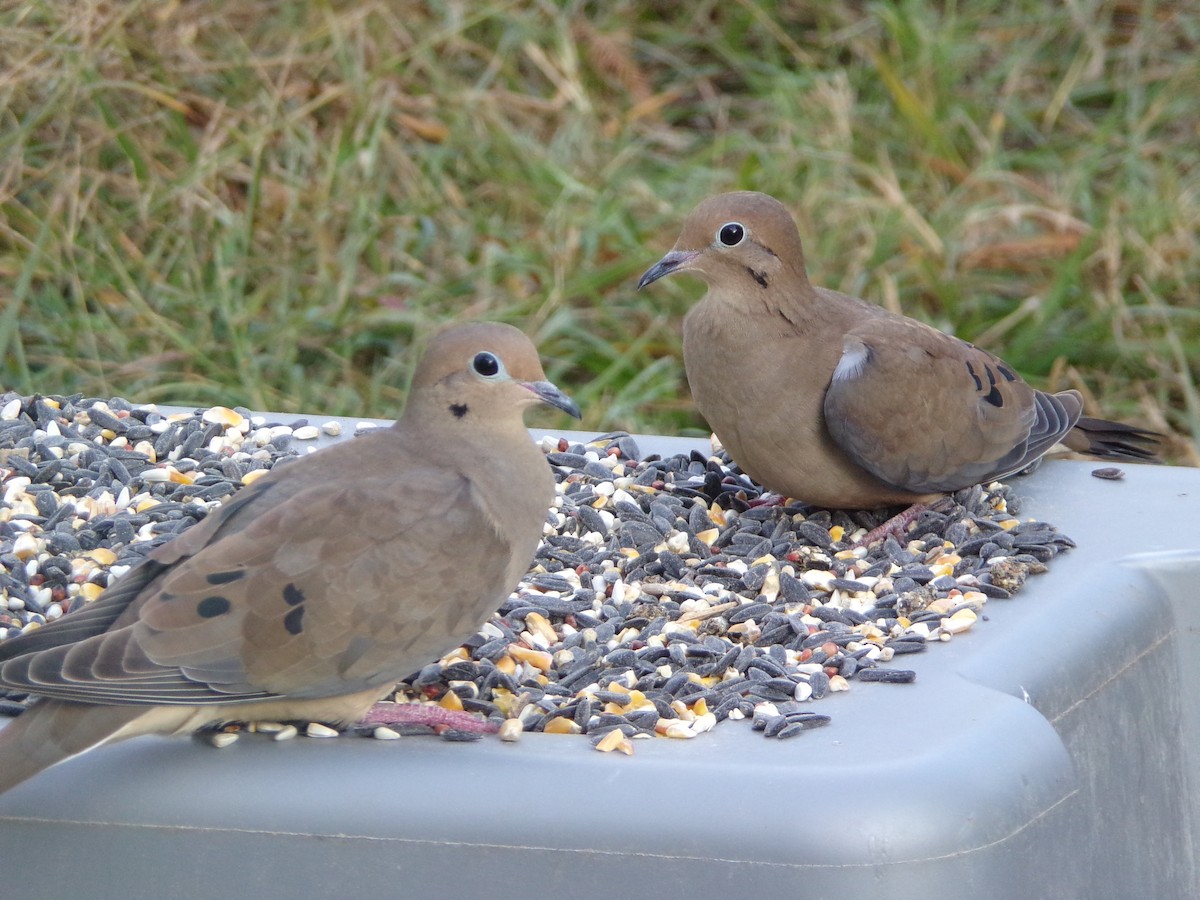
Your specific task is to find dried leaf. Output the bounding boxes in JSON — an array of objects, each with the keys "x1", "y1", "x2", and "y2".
[
  {"x1": 960, "y1": 233, "x2": 1082, "y2": 271},
  {"x1": 396, "y1": 113, "x2": 449, "y2": 144},
  {"x1": 574, "y1": 22, "x2": 650, "y2": 100}
]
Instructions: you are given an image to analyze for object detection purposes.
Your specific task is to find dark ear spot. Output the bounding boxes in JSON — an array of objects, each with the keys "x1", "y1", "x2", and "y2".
[
  {"x1": 450, "y1": 403, "x2": 468, "y2": 419},
  {"x1": 197, "y1": 596, "x2": 232, "y2": 618},
  {"x1": 746, "y1": 267, "x2": 769, "y2": 288}
]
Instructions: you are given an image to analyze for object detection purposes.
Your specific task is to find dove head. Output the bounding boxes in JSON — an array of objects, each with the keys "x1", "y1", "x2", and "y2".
[
  {"x1": 409, "y1": 322, "x2": 580, "y2": 423},
  {"x1": 637, "y1": 191, "x2": 810, "y2": 296}
]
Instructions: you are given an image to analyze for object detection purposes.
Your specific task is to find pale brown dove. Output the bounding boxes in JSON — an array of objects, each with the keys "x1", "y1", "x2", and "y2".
[
  {"x1": 0, "y1": 322, "x2": 579, "y2": 794},
  {"x1": 639, "y1": 191, "x2": 1158, "y2": 513}
]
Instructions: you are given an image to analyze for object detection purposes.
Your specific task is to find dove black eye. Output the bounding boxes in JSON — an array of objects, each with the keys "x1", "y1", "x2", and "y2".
[
  {"x1": 718, "y1": 222, "x2": 745, "y2": 247},
  {"x1": 472, "y1": 351, "x2": 501, "y2": 377}
]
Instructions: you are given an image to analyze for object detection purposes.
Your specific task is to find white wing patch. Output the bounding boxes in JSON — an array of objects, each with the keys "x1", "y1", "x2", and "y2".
[{"x1": 831, "y1": 338, "x2": 871, "y2": 384}]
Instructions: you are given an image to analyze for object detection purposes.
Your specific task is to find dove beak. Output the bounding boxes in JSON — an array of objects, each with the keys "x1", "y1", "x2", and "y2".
[
  {"x1": 637, "y1": 249, "x2": 700, "y2": 289},
  {"x1": 523, "y1": 381, "x2": 582, "y2": 419}
]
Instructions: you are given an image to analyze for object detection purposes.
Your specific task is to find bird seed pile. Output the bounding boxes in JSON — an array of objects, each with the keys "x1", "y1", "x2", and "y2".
[{"x1": 0, "y1": 392, "x2": 1076, "y2": 752}]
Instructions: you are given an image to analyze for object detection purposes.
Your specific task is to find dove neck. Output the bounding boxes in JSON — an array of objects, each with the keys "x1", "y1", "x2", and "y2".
[
  {"x1": 709, "y1": 271, "x2": 825, "y2": 333},
  {"x1": 399, "y1": 389, "x2": 526, "y2": 440}
]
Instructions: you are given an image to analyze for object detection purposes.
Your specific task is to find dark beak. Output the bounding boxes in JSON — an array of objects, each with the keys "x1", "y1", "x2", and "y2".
[
  {"x1": 524, "y1": 380, "x2": 582, "y2": 419},
  {"x1": 637, "y1": 249, "x2": 698, "y2": 290}
]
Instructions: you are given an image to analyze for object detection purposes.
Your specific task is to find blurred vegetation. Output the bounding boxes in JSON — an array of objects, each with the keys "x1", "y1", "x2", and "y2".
[{"x1": 0, "y1": 0, "x2": 1196, "y2": 462}]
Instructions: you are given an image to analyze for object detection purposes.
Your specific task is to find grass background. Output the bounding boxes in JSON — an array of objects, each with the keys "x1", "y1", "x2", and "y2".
[{"x1": 1, "y1": 0, "x2": 1196, "y2": 462}]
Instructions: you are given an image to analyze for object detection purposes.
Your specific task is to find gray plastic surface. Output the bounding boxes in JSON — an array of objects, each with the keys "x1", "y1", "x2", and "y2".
[{"x1": 1, "y1": 418, "x2": 1197, "y2": 899}]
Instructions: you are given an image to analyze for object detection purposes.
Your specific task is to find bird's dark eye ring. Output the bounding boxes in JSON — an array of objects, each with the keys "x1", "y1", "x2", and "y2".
[
  {"x1": 718, "y1": 222, "x2": 745, "y2": 247},
  {"x1": 473, "y1": 351, "x2": 501, "y2": 377}
]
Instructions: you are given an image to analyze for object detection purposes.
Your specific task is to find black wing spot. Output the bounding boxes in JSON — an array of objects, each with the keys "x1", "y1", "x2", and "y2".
[
  {"x1": 746, "y1": 267, "x2": 769, "y2": 288},
  {"x1": 283, "y1": 606, "x2": 304, "y2": 636},
  {"x1": 283, "y1": 583, "x2": 305, "y2": 606},
  {"x1": 997, "y1": 363, "x2": 1018, "y2": 382},
  {"x1": 981, "y1": 364, "x2": 1004, "y2": 407},
  {"x1": 197, "y1": 595, "x2": 232, "y2": 618},
  {"x1": 206, "y1": 570, "x2": 245, "y2": 585},
  {"x1": 965, "y1": 360, "x2": 983, "y2": 391},
  {"x1": 450, "y1": 403, "x2": 468, "y2": 419}
]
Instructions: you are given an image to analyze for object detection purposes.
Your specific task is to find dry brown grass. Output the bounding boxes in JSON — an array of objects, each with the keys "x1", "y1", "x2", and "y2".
[{"x1": 0, "y1": 0, "x2": 1196, "y2": 461}]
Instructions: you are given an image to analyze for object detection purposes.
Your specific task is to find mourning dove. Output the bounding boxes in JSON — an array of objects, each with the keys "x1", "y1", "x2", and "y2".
[
  {"x1": 0, "y1": 322, "x2": 579, "y2": 794},
  {"x1": 639, "y1": 191, "x2": 1159, "y2": 511}
]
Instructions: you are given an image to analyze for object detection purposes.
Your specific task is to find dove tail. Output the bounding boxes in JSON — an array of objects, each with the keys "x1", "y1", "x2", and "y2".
[
  {"x1": 1064, "y1": 417, "x2": 1163, "y2": 463},
  {"x1": 0, "y1": 700, "x2": 148, "y2": 795}
]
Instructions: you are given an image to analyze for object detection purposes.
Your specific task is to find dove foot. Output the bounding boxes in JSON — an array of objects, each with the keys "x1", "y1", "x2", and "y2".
[
  {"x1": 359, "y1": 702, "x2": 498, "y2": 734},
  {"x1": 855, "y1": 497, "x2": 955, "y2": 549},
  {"x1": 746, "y1": 492, "x2": 785, "y2": 509}
]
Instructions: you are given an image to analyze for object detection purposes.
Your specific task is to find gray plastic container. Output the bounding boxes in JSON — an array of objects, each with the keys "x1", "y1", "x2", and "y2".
[{"x1": 1, "y1": 422, "x2": 1197, "y2": 899}]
